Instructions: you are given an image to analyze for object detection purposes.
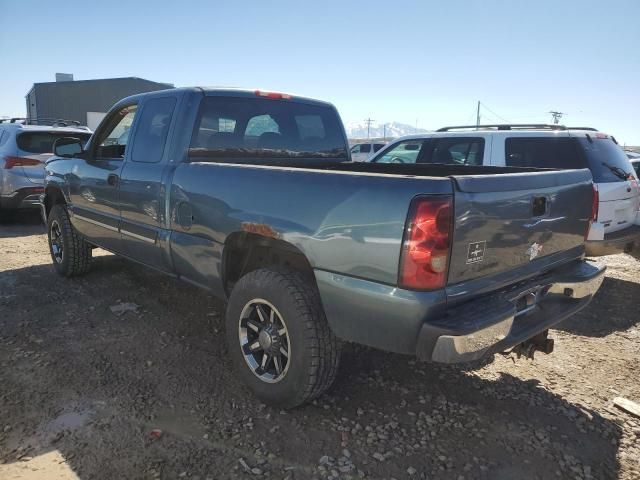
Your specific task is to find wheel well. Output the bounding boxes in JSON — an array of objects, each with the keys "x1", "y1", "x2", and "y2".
[
  {"x1": 44, "y1": 186, "x2": 66, "y2": 217},
  {"x1": 222, "y1": 232, "x2": 315, "y2": 295}
]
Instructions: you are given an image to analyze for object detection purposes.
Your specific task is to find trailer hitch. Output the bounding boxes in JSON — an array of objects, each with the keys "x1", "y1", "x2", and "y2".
[{"x1": 503, "y1": 330, "x2": 554, "y2": 360}]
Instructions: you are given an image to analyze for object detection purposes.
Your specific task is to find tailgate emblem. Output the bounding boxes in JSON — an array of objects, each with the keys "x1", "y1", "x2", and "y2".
[
  {"x1": 526, "y1": 242, "x2": 543, "y2": 261},
  {"x1": 466, "y1": 241, "x2": 486, "y2": 264}
]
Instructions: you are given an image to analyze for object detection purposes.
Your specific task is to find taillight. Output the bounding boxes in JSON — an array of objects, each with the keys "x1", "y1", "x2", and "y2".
[
  {"x1": 399, "y1": 196, "x2": 452, "y2": 290},
  {"x1": 585, "y1": 184, "x2": 599, "y2": 240},
  {"x1": 3, "y1": 156, "x2": 41, "y2": 169},
  {"x1": 255, "y1": 90, "x2": 292, "y2": 100}
]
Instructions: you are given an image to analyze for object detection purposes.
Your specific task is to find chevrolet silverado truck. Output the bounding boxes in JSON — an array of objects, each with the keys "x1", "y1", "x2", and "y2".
[{"x1": 42, "y1": 88, "x2": 605, "y2": 408}]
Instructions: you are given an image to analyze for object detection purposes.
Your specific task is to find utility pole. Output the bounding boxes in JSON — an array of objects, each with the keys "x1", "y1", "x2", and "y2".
[
  {"x1": 383, "y1": 124, "x2": 387, "y2": 141},
  {"x1": 549, "y1": 111, "x2": 565, "y2": 124},
  {"x1": 415, "y1": 118, "x2": 418, "y2": 133},
  {"x1": 364, "y1": 118, "x2": 375, "y2": 139},
  {"x1": 476, "y1": 101, "x2": 481, "y2": 128}
]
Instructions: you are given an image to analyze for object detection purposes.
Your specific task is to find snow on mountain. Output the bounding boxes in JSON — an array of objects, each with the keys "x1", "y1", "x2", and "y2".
[{"x1": 345, "y1": 121, "x2": 429, "y2": 139}]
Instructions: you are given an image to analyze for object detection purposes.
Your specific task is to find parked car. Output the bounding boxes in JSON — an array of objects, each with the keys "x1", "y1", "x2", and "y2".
[
  {"x1": 42, "y1": 90, "x2": 604, "y2": 407},
  {"x1": 349, "y1": 141, "x2": 386, "y2": 161},
  {"x1": 370, "y1": 125, "x2": 640, "y2": 256},
  {"x1": 630, "y1": 158, "x2": 640, "y2": 177},
  {"x1": 0, "y1": 119, "x2": 91, "y2": 211}
]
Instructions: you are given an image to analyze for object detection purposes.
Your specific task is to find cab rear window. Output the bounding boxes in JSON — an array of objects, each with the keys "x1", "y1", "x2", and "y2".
[
  {"x1": 17, "y1": 131, "x2": 90, "y2": 154},
  {"x1": 189, "y1": 96, "x2": 348, "y2": 164}
]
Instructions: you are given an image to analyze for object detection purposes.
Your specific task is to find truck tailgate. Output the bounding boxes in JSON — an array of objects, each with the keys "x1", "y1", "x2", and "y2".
[{"x1": 447, "y1": 169, "x2": 593, "y2": 285}]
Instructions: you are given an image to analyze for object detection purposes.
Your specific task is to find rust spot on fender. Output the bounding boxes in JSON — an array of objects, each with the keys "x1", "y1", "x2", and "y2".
[{"x1": 241, "y1": 222, "x2": 281, "y2": 239}]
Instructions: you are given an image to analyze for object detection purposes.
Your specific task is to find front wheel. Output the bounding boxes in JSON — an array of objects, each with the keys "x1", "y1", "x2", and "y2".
[
  {"x1": 47, "y1": 204, "x2": 92, "y2": 277},
  {"x1": 225, "y1": 268, "x2": 341, "y2": 408}
]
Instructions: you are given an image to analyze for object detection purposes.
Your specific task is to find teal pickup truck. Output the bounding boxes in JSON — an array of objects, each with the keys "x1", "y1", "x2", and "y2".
[{"x1": 42, "y1": 88, "x2": 605, "y2": 407}]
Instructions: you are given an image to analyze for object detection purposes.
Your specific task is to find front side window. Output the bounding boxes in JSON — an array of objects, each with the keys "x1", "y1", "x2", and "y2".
[
  {"x1": 425, "y1": 138, "x2": 484, "y2": 165},
  {"x1": 189, "y1": 96, "x2": 347, "y2": 163},
  {"x1": 131, "y1": 97, "x2": 176, "y2": 163},
  {"x1": 373, "y1": 140, "x2": 424, "y2": 164},
  {"x1": 505, "y1": 137, "x2": 583, "y2": 170},
  {"x1": 95, "y1": 105, "x2": 138, "y2": 159}
]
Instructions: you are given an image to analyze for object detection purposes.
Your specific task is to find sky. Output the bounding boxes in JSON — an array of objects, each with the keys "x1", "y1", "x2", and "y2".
[{"x1": 1, "y1": 0, "x2": 639, "y2": 144}]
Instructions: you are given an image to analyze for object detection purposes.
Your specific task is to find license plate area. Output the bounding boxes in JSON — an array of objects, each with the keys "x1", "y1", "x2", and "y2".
[{"x1": 512, "y1": 286, "x2": 549, "y2": 317}]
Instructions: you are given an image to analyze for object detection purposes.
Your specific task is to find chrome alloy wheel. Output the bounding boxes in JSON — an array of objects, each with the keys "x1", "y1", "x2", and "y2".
[
  {"x1": 50, "y1": 220, "x2": 64, "y2": 264},
  {"x1": 238, "y1": 299, "x2": 291, "y2": 383}
]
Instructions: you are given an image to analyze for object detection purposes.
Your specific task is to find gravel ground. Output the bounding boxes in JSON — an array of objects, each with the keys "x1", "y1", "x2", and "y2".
[{"x1": 1, "y1": 211, "x2": 639, "y2": 480}]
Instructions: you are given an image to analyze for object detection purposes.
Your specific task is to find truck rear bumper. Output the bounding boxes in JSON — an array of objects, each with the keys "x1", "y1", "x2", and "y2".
[
  {"x1": 315, "y1": 260, "x2": 605, "y2": 363},
  {"x1": 419, "y1": 261, "x2": 605, "y2": 363},
  {"x1": 585, "y1": 224, "x2": 640, "y2": 256}
]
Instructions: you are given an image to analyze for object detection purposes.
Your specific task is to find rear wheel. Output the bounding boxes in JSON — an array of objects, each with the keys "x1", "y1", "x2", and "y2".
[
  {"x1": 47, "y1": 204, "x2": 92, "y2": 277},
  {"x1": 225, "y1": 268, "x2": 341, "y2": 408}
]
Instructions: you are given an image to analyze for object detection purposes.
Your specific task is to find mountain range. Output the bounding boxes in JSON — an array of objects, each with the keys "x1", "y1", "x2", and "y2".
[{"x1": 344, "y1": 121, "x2": 429, "y2": 139}]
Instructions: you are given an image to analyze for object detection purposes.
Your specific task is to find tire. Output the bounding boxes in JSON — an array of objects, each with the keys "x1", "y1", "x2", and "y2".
[
  {"x1": 225, "y1": 268, "x2": 341, "y2": 408},
  {"x1": 47, "y1": 204, "x2": 92, "y2": 277}
]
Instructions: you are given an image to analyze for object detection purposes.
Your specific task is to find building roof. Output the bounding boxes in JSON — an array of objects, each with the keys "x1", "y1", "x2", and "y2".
[{"x1": 30, "y1": 76, "x2": 174, "y2": 88}]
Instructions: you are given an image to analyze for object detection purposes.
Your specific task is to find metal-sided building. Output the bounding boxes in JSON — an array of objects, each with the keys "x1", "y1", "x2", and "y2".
[{"x1": 25, "y1": 76, "x2": 174, "y2": 130}]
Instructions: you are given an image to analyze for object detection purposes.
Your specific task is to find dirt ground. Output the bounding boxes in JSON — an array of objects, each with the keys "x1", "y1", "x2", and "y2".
[{"x1": 0, "y1": 211, "x2": 639, "y2": 480}]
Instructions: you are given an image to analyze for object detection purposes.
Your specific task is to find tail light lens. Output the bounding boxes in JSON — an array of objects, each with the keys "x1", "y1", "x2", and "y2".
[
  {"x1": 585, "y1": 184, "x2": 599, "y2": 240},
  {"x1": 3, "y1": 156, "x2": 41, "y2": 169},
  {"x1": 399, "y1": 196, "x2": 452, "y2": 290}
]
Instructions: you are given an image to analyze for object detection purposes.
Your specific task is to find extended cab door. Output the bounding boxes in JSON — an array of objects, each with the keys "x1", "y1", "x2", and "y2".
[
  {"x1": 118, "y1": 93, "x2": 180, "y2": 272},
  {"x1": 69, "y1": 103, "x2": 139, "y2": 252}
]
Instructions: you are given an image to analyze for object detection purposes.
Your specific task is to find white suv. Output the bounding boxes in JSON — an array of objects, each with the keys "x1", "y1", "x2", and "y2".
[
  {"x1": 369, "y1": 124, "x2": 640, "y2": 256},
  {"x1": 349, "y1": 142, "x2": 387, "y2": 162},
  {"x1": 0, "y1": 119, "x2": 91, "y2": 211}
]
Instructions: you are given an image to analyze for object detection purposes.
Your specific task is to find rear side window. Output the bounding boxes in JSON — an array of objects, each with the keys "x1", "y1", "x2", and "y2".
[
  {"x1": 505, "y1": 137, "x2": 584, "y2": 169},
  {"x1": 576, "y1": 136, "x2": 634, "y2": 183},
  {"x1": 423, "y1": 137, "x2": 484, "y2": 165},
  {"x1": 131, "y1": 97, "x2": 177, "y2": 163},
  {"x1": 373, "y1": 143, "x2": 385, "y2": 152},
  {"x1": 189, "y1": 96, "x2": 347, "y2": 163},
  {"x1": 17, "y1": 131, "x2": 91, "y2": 154}
]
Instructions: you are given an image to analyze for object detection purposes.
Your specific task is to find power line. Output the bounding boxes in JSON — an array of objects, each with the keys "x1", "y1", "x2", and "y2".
[{"x1": 479, "y1": 102, "x2": 510, "y2": 123}]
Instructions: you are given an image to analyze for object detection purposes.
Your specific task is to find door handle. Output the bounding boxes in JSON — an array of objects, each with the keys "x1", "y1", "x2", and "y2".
[{"x1": 107, "y1": 174, "x2": 119, "y2": 187}]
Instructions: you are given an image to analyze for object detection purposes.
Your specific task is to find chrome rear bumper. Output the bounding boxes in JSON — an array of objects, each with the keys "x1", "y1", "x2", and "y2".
[{"x1": 419, "y1": 261, "x2": 606, "y2": 363}]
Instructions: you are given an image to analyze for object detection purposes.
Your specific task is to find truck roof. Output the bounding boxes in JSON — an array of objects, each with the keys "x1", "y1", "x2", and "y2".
[{"x1": 118, "y1": 87, "x2": 335, "y2": 108}]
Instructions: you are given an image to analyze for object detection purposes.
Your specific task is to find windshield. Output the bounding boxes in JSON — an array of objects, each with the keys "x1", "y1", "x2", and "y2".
[
  {"x1": 576, "y1": 136, "x2": 634, "y2": 182},
  {"x1": 189, "y1": 96, "x2": 348, "y2": 164},
  {"x1": 17, "y1": 131, "x2": 91, "y2": 154}
]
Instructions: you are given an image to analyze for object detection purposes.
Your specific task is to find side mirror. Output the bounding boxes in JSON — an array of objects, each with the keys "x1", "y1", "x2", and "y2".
[{"x1": 53, "y1": 137, "x2": 84, "y2": 158}]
